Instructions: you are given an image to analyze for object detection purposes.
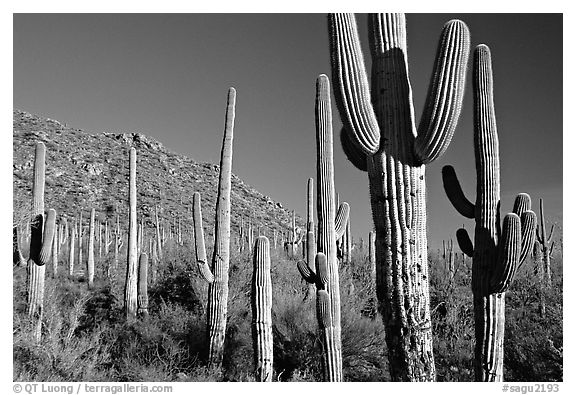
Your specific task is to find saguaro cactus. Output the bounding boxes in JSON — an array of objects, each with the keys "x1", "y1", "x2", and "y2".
[
  {"x1": 69, "y1": 222, "x2": 76, "y2": 276},
  {"x1": 535, "y1": 198, "x2": 554, "y2": 286},
  {"x1": 87, "y1": 208, "x2": 96, "y2": 288},
  {"x1": 442, "y1": 45, "x2": 537, "y2": 381},
  {"x1": 78, "y1": 211, "x2": 83, "y2": 270},
  {"x1": 328, "y1": 13, "x2": 470, "y2": 381},
  {"x1": 26, "y1": 142, "x2": 57, "y2": 342},
  {"x1": 251, "y1": 236, "x2": 273, "y2": 381},
  {"x1": 296, "y1": 75, "x2": 349, "y2": 381},
  {"x1": 137, "y1": 252, "x2": 149, "y2": 318},
  {"x1": 191, "y1": 87, "x2": 236, "y2": 366},
  {"x1": 125, "y1": 147, "x2": 138, "y2": 321},
  {"x1": 155, "y1": 206, "x2": 163, "y2": 260}
]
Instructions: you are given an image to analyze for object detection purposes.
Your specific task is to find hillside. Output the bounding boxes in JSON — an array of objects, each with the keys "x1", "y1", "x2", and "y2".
[{"x1": 12, "y1": 109, "x2": 304, "y2": 239}]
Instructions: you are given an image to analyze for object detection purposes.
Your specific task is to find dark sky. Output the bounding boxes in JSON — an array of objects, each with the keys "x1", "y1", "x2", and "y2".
[{"x1": 13, "y1": 13, "x2": 562, "y2": 249}]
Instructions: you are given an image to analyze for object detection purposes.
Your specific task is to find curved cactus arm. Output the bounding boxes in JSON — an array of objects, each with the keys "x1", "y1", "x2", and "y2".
[
  {"x1": 39, "y1": 209, "x2": 57, "y2": 266},
  {"x1": 512, "y1": 193, "x2": 531, "y2": 216},
  {"x1": 340, "y1": 127, "x2": 368, "y2": 172},
  {"x1": 442, "y1": 166, "x2": 475, "y2": 219},
  {"x1": 334, "y1": 202, "x2": 350, "y2": 240},
  {"x1": 328, "y1": 13, "x2": 380, "y2": 155},
  {"x1": 549, "y1": 241, "x2": 555, "y2": 256},
  {"x1": 192, "y1": 192, "x2": 214, "y2": 283},
  {"x1": 315, "y1": 252, "x2": 329, "y2": 289},
  {"x1": 297, "y1": 259, "x2": 317, "y2": 284},
  {"x1": 518, "y1": 210, "x2": 537, "y2": 266},
  {"x1": 414, "y1": 19, "x2": 470, "y2": 164},
  {"x1": 547, "y1": 224, "x2": 555, "y2": 244},
  {"x1": 456, "y1": 228, "x2": 474, "y2": 258},
  {"x1": 491, "y1": 213, "x2": 521, "y2": 293}
]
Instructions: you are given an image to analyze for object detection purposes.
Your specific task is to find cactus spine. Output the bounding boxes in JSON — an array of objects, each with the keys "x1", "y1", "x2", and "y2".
[
  {"x1": 191, "y1": 88, "x2": 236, "y2": 366},
  {"x1": 251, "y1": 236, "x2": 273, "y2": 381},
  {"x1": 125, "y1": 147, "x2": 138, "y2": 321},
  {"x1": 442, "y1": 45, "x2": 537, "y2": 381},
  {"x1": 328, "y1": 13, "x2": 470, "y2": 381},
  {"x1": 87, "y1": 208, "x2": 95, "y2": 288},
  {"x1": 26, "y1": 142, "x2": 57, "y2": 342},
  {"x1": 137, "y1": 252, "x2": 149, "y2": 317}
]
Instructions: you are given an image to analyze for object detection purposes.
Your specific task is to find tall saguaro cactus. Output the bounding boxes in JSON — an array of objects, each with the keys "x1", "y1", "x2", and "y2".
[
  {"x1": 442, "y1": 45, "x2": 537, "y2": 381},
  {"x1": 87, "y1": 208, "x2": 96, "y2": 288},
  {"x1": 297, "y1": 75, "x2": 349, "y2": 381},
  {"x1": 535, "y1": 198, "x2": 554, "y2": 286},
  {"x1": 26, "y1": 142, "x2": 57, "y2": 342},
  {"x1": 125, "y1": 147, "x2": 138, "y2": 321},
  {"x1": 191, "y1": 87, "x2": 236, "y2": 366},
  {"x1": 251, "y1": 236, "x2": 273, "y2": 381},
  {"x1": 328, "y1": 13, "x2": 470, "y2": 381}
]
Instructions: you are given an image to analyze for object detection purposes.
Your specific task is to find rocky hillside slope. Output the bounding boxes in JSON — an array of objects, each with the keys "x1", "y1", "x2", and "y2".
[{"x1": 13, "y1": 109, "x2": 303, "y2": 241}]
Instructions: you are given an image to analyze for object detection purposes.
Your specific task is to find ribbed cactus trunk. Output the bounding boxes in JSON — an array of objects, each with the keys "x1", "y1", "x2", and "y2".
[
  {"x1": 78, "y1": 211, "x2": 83, "y2": 272},
  {"x1": 536, "y1": 198, "x2": 554, "y2": 286},
  {"x1": 125, "y1": 147, "x2": 138, "y2": 321},
  {"x1": 206, "y1": 87, "x2": 236, "y2": 366},
  {"x1": 69, "y1": 224, "x2": 76, "y2": 276},
  {"x1": 251, "y1": 236, "x2": 273, "y2": 382},
  {"x1": 26, "y1": 142, "x2": 56, "y2": 343},
  {"x1": 442, "y1": 45, "x2": 536, "y2": 381},
  {"x1": 52, "y1": 223, "x2": 58, "y2": 276},
  {"x1": 155, "y1": 206, "x2": 163, "y2": 260},
  {"x1": 87, "y1": 208, "x2": 95, "y2": 288},
  {"x1": 137, "y1": 252, "x2": 149, "y2": 318},
  {"x1": 472, "y1": 46, "x2": 505, "y2": 382},
  {"x1": 329, "y1": 13, "x2": 470, "y2": 381},
  {"x1": 368, "y1": 231, "x2": 376, "y2": 277},
  {"x1": 114, "y1": 214, "x2": 120, "y2": 269},
  {"x1": 315, "y1": 75, "x2": 342, "y2": 381}
]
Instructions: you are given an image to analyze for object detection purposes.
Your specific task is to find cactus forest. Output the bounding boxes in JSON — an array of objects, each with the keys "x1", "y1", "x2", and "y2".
[{"x1": 13, "y1": 13, "x2": 562, "y2": 383}]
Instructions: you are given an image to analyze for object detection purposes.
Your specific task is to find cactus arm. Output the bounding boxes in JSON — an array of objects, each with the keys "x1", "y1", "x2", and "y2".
[
  {"x1": 547, "y1": 224, "x2": 555, "y2": 244},
  {"x1": 512, "y1": 193, "x2": 531, "y2": 216},
  {"x1": 456, "y1": 228, "x2": 474, "y2": 258},
  {"x1": 297, "y1": 259, "x2": 317, "y2": 284},
  {"x1": 491, "y1": 213, "x2": 521, "y2": 293},
  {"x1": 518, "y1": 210, "x2": 537, "y2": 266},
  {"x1": 549, "y1": 241, "x2": 555, "y2": 256},
  {"x1": 340, "y1": 127, "x2": 368, "y2": 172},
  {"x1": 38, "y1": 209, "x2": 57, "y2": 266},
  {"x1": 334, "y1": 202, "x2": 350, "y2": 240},
  {"x1": 414, "y1": 19, "x2": 470, "y2": 164},
  {"x1": 328, "y1": 13, "x2": 380, "y2": 155},
  {"x1": 442, "y1": 166, "x2": 475, "y2": 219},
  {"x1": 192, "y1": 192, "x2": 214, "y2": 283}
]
